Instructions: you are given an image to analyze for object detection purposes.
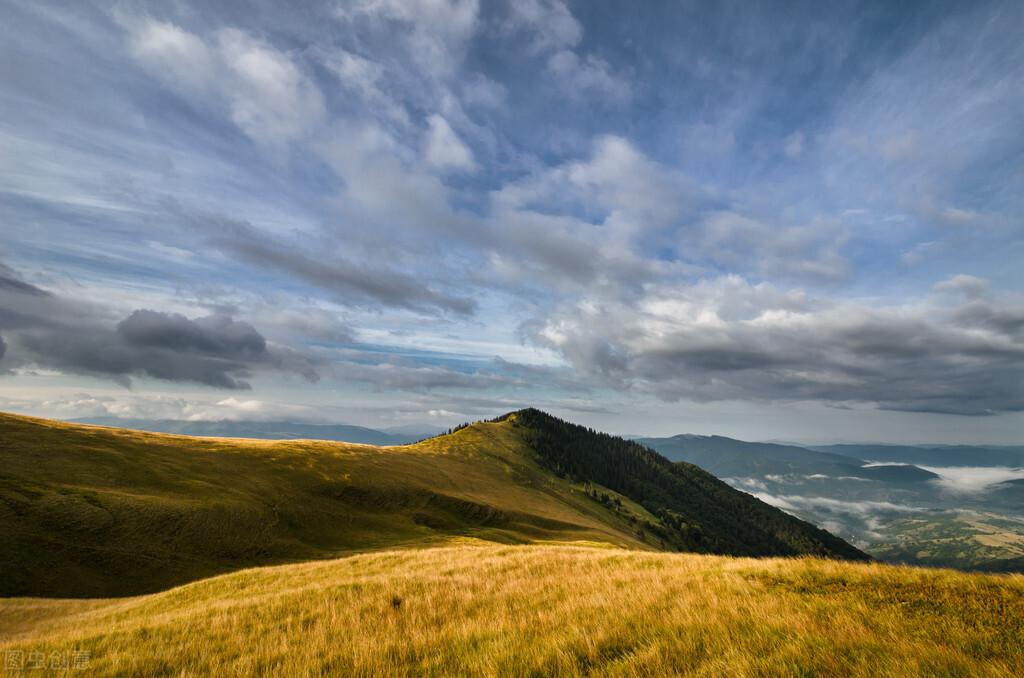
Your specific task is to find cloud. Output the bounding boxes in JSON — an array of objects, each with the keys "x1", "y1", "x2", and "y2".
[
  {"x1": 503, "y1": 0, "x2": 582, "y2": 54},
  {"x1": 3, "y1": 1, "x2": 1022, "y2": 439},
  {"x1": 205, "y1": 215, "x2": 477, "y2": 315},
  {"x1": 124, "y1": 17, "x2": 216, "y2": 92},
  {"x1": 934, "y1": 274, "x2": 990, "y2": 300},
  {"x1": 695, "y1": 211, "x2": 849, "y2": 282},
  {"x1": 334, "y1": 0, "x2": 480, "y2": 80},
  {"x1": 546, "y1": 50, "x2": 631, "y2": 102},
  {"x1": 424, "y1": 114, "x2": 475, "y2": 171},
  {"x1": 327, "y1": 359, "x2": 506, "y2": 393},
  {"x1": 752, "y1": 493, "x2": 925, "y2": 518},
  {"x1": 118, "y1": 310, "x2": 266, "y2": 357},
  {"x1": 919, "y1": 466, "x2": 1024, "y2": 493},
  {"x1": 2, "y1": 392, "x2": 331, "y2": 424},
  {"x1": 461, "y1": 73, "x2": 506, "y2": 109},
  {"x1": 215, "y1": 28, "x2": 326, "y2": 144},
  {"x1": 498, "y1": 0, "x2": 627, "y2": 103},
  {"x1": 0, "y1": 264, "x2": 318, "y2": 389},
  {"x1": 0, "y1": 265, "x2": 52, "y2": 298},
  {"x1": 20, "y1": 311, "x2": 271, "y2": 389},
  {"x1": 533, "y1": 274, "x2": 1024, "y2": 415},
  {"x1": 124, "y1": 18, "x2": 325, "y2": 145},
  {"x1": 724, "y1": 477, "x2": 768, "y2": 492}
]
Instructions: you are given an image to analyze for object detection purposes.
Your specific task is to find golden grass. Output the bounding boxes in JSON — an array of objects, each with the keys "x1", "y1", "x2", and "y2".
[{"x1": 2, "y1": 543, "x2": 1021, "y2": 677}]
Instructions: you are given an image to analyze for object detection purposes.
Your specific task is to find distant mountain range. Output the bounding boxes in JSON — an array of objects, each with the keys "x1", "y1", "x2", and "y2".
[
  {"x1": 71, "y1": 417, "x2": 440, "y2": 446},
  {"x1": 634, "y1": 434, "x2": 940, "y2": 483},
  {"x1": 810, "y1": 443, "x2": 1024, "y2": 467},
  {"x1": 639, "y1": 433, "x2": 1024, "y2": 572}
]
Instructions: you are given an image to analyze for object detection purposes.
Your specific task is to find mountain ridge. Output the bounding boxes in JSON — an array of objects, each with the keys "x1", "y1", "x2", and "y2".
[{"x1": 1, "y1": 409, "x2": 865, "y2": 597}]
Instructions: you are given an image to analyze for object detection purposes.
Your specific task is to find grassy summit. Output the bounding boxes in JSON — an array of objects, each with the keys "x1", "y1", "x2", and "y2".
[{"x1": 1, "y1": 409, "x2": 863, "y2": 597}]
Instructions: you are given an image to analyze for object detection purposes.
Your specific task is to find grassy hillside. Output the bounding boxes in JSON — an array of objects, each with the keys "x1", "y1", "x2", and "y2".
[
  {"x1": 0, "y1": 409, "x2": 864, "y2": 597},
  {"x1": 0, "y1": 412, "x2": 652, "y2": 597},
  {"x1": 1, "y1": 544, "x2": 1021, "y2": 676}
]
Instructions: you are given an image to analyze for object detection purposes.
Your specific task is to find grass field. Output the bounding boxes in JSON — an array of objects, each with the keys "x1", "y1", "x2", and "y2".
[{"x1": 2, "y1": 543, "x2": 1022, "y2": 676}]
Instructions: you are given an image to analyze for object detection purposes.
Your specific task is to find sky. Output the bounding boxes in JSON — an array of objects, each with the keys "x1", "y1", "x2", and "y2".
[{"x1": 0, "y1": 0, "x2": 1022, "y2": 443}]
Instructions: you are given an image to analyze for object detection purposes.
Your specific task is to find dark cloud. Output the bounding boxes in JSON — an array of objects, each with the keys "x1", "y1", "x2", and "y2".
[
  {"x1": 20, "y1": 324, "x2": 257, "y2": 389},
  {"x1": 535, "y1": 278, "x2": 1024, "y2": 416},
  {"x1": 0, "y1": 334, "x2": 6, "y2": 361},
  {"x1": 118, "y1": 310, "x2": 266, "y2": 357},
  {"x1": 0, "y1": 269, "x2": 50, "y2": 297},
  {"x1": 0, "y1": 266, "x2": 318, "y2": 389}
]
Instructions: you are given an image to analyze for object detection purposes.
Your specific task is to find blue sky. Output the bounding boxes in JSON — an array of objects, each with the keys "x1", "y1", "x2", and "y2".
[{"x1": 1, "y1": 0, "x2": 1022, "y2": 443}]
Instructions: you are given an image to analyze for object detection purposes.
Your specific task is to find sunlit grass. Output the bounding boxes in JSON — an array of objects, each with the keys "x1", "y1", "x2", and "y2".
[{"x1": 2, "y1": 544, "x2": 1021, "y2": 676}]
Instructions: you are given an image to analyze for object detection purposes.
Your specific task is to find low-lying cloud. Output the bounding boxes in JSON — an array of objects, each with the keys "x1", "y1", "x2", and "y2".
[{"x1": 920, "y1": 466, "x2": 1024, "y2": 493}]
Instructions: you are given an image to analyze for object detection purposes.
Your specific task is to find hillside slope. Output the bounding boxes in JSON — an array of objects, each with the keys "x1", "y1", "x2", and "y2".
[
  {"x1": 507, "y1": 410, "x2": 868, "y2": 560},
  {"x1": 0, "y1": 410, "x2": 863, "y2": 597},
  {"x1": 1, "y1": 545, "x2": 1021, "y2": 676},
  {"x1": 0, "y1": 412, "x2": 647, "y2": 597}
]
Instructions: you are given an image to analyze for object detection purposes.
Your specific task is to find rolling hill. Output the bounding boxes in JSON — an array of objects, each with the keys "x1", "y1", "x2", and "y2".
[{"x1": 0, "y1": 409, "x2": 864, "y2": 598}]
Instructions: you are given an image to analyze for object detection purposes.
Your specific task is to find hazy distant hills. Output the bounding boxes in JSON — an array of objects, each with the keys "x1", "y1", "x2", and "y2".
[
  {"x1": 811, "y1": 443, "x2": 1024, "y2": 467},
  {"x1": 635, "y1": 434, "x2": 939, "y2": 483},
  {"x1": 640, "y1": 433, "x2": 1024, "y2": 571},
  {"x1": 71, "y1": 417, "x2": 438, "y2": 446}
]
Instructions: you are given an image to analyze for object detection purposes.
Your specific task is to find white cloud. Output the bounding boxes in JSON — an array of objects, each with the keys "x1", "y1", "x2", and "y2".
[
  {"x1": 215, "y1": 29, "x2": 325, "y2": 144},
  {"x1": 461, "y1": 73, "x2": 506, "y2": 108},
  {"x1": 123, "y1": 19, "x2": 325, "y2": 145},
  {"x1": 920, "y1": 466, "x2": 1024, "y2": 493},
  {"x1": 335, "y1": 0, "x2": 480, "y2": 79},
  {"x1": 504, "y1": 0, "x2": 582, "y2": 54},
  {"x1": 752, "y1": 493, "x2": 925, "y2": 517},
  {"x1": 546, "y1": 50, "x2": 631, "y2": 102},
  {"x1": 125, "y1": 18, "x2": 216, "y2": 92},
  {"x1": 424, "y1": 114, "x2": 476, "y2": 171}
]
